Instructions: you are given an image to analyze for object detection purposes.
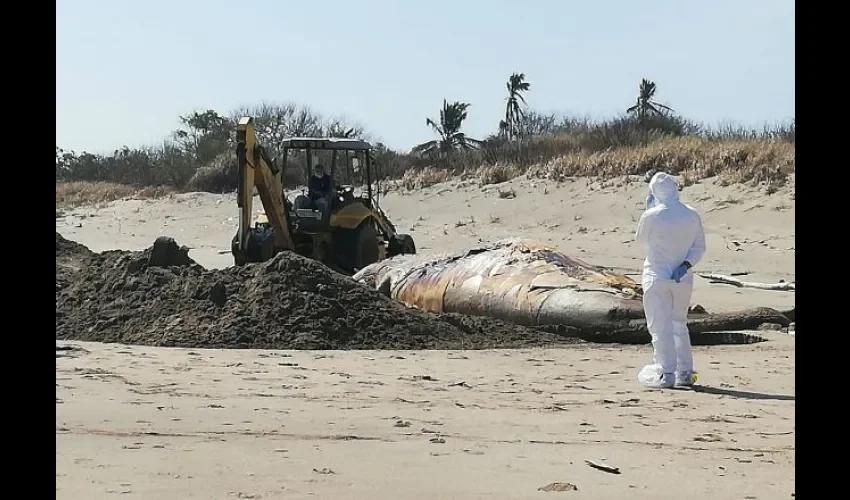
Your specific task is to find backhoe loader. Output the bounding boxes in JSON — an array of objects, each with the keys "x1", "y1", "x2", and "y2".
[{"x1": 230, "y1": 116, "x2": 416, "y2": 274}]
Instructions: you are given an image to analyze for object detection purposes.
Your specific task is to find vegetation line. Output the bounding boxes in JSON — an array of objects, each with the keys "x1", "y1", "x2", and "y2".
[{"x1": 56, "y1": 75, "x2": 794, "y2": 208}]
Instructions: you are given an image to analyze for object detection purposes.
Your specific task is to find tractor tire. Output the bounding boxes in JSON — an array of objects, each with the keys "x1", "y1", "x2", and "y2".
[
  {"x1": 396, "y1": 233, "x2": 416, "y2": 254},
  {"x1": 354, "y1": 220, "x2": 380, "y2": 271},
  {"x1": 388, "y1": 233, "x2": 416, "y2": 256}
]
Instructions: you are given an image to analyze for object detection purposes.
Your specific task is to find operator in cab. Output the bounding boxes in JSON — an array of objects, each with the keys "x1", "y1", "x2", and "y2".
[
  {"x1": 294, "y1": 164, "x2": 332, "y2": 212},
  {"x1": 309, "y1": 164, "x2": 331, "y2": 200}
]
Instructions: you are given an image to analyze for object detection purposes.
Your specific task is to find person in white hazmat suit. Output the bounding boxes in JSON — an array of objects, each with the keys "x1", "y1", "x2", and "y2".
[{"x1": 636, "y1": 172, "x2": 707, "y2": 389}]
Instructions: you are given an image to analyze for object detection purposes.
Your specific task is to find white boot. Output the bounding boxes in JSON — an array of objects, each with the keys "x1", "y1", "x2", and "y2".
[{"x1": 638, "y1": 364, "x2": 675, "y2": 388}]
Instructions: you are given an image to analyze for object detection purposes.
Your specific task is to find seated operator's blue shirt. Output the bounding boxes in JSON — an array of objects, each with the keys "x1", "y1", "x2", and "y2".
[{"x1": 308, "y1": 174, "x2": 331, "y2": 198}]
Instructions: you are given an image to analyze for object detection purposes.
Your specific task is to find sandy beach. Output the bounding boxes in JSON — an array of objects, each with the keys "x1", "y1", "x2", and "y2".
[{"x1": 56, "y1": 174, "x2": 795, "y2": 499}]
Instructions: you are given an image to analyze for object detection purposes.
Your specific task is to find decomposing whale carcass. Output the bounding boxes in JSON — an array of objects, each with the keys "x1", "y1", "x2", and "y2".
[
  {"x1": 353, "y1": 238, "x2": 793, "y2": 345},
  {"x1": 353, "y1": 239, "x2": 647, "y2": 330}
]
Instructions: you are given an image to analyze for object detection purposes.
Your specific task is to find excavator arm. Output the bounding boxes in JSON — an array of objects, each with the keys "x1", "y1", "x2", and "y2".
[{"x1": 233, "y1": 117, "x2": 295, "y2": 263}]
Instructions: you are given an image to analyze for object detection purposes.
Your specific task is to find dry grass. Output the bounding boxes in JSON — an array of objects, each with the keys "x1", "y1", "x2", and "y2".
[
  {"x1": 56, "y1": 181, "x2": 174, "y2": 209},
  {"x1": 528, "y1": 137, "x2": 794, "y2": 186},
  {"x1": 475, "y1": 163, "x2": 521, "y2": 185},
  {"x1": 400, "y1": 167, "x2": 452, "y2": 190},
  {"x1": 56, "y1": 134, "x2": 794, "y2": 210},
  {"x1": 398, "y1": 136, "x2": 795, "y2": 190},
  {"x1": 185, "y1": 153, "x2": 238, "y2": 193}
]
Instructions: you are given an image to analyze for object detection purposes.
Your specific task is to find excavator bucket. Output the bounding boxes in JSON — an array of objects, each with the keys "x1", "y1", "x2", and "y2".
[{"x1": 352, "y1": 239, "x2": 646, "y2": 330}]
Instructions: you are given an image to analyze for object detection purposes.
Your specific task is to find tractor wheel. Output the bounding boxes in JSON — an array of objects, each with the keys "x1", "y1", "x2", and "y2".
[
  {"x1": 354, "y1": 220, "x2": 380, "y2": 271},
  {"x1": 396, "y1": 233, "x2": 416, "y2": 254},
  {"x1": 388, "y1": 233, "x2": 416, "y2": 256}
]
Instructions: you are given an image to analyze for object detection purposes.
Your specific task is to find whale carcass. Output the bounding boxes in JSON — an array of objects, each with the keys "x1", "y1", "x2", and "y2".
[
  {"x1": 353, "y1": 239, "x2": 647, "y2": 330},
  {"x1": 353, "y1": 239, "x2": 792, "y2": 344}
]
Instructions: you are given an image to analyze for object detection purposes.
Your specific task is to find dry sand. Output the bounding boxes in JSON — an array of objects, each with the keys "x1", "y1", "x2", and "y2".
[{"x1": 56, "y1": 174, "x2": 795, "y2": 499}]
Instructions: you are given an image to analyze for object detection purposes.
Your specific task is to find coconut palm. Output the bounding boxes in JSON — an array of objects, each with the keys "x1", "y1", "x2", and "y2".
[
  {"x1": 498, "y1": 73, "x2": 531, "y2": 140},
  {"x1": 626, "y1": 79, "x2": 674, "y2": 120},
  {"x1": 412, "y1": 100, "x2": 481, "y2": 158}
]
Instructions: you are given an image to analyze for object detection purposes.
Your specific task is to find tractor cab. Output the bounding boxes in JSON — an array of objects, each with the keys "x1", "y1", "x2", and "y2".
[{"x1": 280, "y1": 137, "x2": 376, "y2": 233}]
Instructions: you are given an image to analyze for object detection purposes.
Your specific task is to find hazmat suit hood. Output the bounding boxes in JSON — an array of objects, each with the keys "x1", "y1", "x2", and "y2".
[{"x1": 648, "y1": 172, "x2": 680, "y2": 206}]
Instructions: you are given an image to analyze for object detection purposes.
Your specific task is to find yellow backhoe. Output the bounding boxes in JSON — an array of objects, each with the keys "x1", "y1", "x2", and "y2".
[{"x1": 230, "y1": 117, "x2": 416, "y2": 274}]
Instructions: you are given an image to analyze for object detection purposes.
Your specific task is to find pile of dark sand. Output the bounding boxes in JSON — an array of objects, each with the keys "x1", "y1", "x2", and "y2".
[{"x1": 55, "y1": 233, "x2": 579, "y2": 350}]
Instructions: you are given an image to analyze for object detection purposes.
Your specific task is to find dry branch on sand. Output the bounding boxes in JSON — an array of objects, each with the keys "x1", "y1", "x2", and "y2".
[
  {"x1": 697, "y1": 273, "x2": 795, "y2": 292},
  {"x1": 569, "y1": 307, "x2": 793, "y2": 345}
]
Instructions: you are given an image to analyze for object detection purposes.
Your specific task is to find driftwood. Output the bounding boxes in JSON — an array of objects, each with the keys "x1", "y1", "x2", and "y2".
[
  {"x1": 698, "y1": 273, "x2": 795, "y2": 292},
  {"x1": 563, "y1": 307, "x2": 792, "y2": 345},
  {"x1": 585, "y1": 459, "x2": 621, "y2": 474},
  {"x1": 687, "y1": 306, "x2": 791, "y2": 332}
]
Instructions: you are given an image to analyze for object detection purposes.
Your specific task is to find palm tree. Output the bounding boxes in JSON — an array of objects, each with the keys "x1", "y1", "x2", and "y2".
[
  {"x1": 499, "y1": 72, "x2": 531, "y2": 140},
  {"x1": 412, "y1": 100, "x2": 481, "y2": 158},
  {"x1": 626, "y1": 79, "x2": 674, "y2": 121}
]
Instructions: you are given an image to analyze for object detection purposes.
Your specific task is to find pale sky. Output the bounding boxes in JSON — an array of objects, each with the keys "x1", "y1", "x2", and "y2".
[{"x1": 56, "y1": 0, "x2": 794, "y2": 154}]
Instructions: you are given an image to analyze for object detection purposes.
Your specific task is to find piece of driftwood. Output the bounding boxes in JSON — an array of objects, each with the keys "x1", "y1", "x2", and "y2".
[
  {"x1": 697, "y1": 273, "x2": 795, "y2": 292},
  {"x1": 568, "y1": 307, "x2": 790, "y2": 345},
  {"x1": 585, "y1": 459, "x2": 620, "y2": 474},
  {"x1": 686, "y1": 307, "x2": 791, "y2": 332}
]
